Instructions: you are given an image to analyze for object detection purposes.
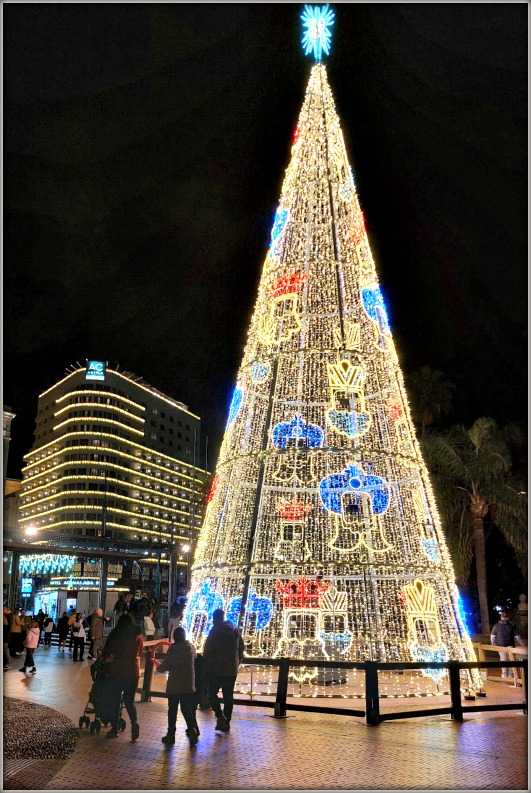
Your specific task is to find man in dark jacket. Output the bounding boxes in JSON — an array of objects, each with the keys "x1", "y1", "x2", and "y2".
[
  {"x1": 490, "y1": 611, "x2": 524, "y2": 678},
  {"x1": 203, "y1": 608, "x2": 244, "y2": 732}
]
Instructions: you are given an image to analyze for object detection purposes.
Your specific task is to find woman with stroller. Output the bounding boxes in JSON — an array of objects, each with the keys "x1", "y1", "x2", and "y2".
[{"x1": 102, "y1": 612, "x2": 143, "y2": 741}]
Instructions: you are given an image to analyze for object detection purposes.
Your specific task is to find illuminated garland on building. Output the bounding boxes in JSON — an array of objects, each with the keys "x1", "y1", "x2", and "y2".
[
  {"x1": 185, "y1": 7, "x2": 481, "y2": 695},
  {"x1": 19, "y1": 554, "x2": 76, "y2": 576}
]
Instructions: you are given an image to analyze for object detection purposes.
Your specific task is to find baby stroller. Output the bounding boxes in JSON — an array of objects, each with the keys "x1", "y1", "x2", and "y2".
[{"x1": 79, "y1": 658, "x2": 126, "y2": 734}]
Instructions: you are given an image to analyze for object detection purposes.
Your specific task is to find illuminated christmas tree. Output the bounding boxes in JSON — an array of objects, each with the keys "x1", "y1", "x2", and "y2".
[{"x1": 185, "y1": 5, "x2": 481, "y2": 694}]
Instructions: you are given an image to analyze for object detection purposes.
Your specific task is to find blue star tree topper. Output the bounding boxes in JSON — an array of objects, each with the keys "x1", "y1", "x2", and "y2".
[{"x1": 301, "y1": 4, "x2": 335, "y2": 61}]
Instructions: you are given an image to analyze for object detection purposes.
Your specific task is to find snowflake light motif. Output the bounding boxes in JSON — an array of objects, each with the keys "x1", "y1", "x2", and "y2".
[{"x1": 301, "y1": 4, "x2": 335, "y2": 62}]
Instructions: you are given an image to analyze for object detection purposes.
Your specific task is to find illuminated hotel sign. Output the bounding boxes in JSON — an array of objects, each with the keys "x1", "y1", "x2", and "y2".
[{"x1": 86, "y1": 360, "x2": 106, "y2": 381}]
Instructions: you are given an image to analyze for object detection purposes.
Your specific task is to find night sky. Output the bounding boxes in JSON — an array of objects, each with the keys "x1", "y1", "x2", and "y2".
[{"x1": 4, "y1": 3, "x2": 527, "y2": 479}]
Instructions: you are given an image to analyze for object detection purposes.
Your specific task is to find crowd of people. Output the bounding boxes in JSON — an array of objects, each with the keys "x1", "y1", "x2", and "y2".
[{"x1": 3, "y1": 595, "x2": 245, "y2": 748}]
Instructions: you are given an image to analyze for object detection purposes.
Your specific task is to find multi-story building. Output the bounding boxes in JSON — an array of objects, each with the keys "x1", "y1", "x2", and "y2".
[
  {"x1": 3, "y1": 406, "x2": 16, "y2": 490},
  {"x1": 17, "y1": 362, "x2": 210, "y2": 605}
]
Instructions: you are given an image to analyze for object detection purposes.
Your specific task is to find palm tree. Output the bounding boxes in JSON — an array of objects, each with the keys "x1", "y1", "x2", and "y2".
[
  {"x1": 407, "y1": 366, "x2": 455, "y2": 436},
  {"x1": 423, "y1": 417, "x2": 527, "y2": 635}
]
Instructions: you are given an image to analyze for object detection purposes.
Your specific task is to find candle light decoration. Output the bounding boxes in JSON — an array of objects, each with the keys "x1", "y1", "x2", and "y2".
[{"x1": 185, "y1": 7, "x2": 481, "y2": 697}]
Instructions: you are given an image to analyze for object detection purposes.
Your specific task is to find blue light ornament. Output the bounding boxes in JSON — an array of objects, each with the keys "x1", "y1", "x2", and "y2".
[
  {"x1": 272, "y1": 414, "x2": 324, "y2": 449},
  {"x1": 227, "y1": 385, "x2": 243, "y2": 425},
  {"x1": 184, "y1": 579, "x2": 224, "y2": 636},
  {"x1": 319, "y1": 464, "x2": 391, "y2": 515},
  {"x1": 301, "y1": 4, "x2": 335, "y2": 61},
  {"x1": 226, "y1": 588, "x2": 274, "y2": 631}
]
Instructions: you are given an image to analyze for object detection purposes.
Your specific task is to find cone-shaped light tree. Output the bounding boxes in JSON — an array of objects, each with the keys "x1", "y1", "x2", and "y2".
[{"x1": 185, "y1": 5, "x2": 480, "y2": 693}]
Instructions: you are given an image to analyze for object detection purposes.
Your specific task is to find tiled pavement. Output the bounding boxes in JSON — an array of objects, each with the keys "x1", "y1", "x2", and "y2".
[{"x1": 2, "y1": 646, "x2": 528, "y2": 791}]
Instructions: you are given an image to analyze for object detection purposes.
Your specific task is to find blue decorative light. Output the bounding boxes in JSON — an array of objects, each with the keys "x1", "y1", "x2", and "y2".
[
  {"x1": 226, "y1": 588, "x2": 274, "y2": 631},
  {"x1": 227, "y1": 385, "x2": 243, "y2": 425},
  {"x1": 320, "y1": 630, "x2": 353, "y2": 652},
  {"x1": 272, "y1": 414, "x2": 324, "y2": 449},
  {"x1": 456, "y1": 591, "x2": 472, "y2": 636},
  {"x1": 361, "y1": 286, "x2": 391, "y2": 336},
  {"x1": 327, "y1": 407, "x2": 371, "y2": 438},
  {"x1": 319, "y1": 464, "x2": 391, "y2": 515},
  {"x1": 410, "y1": 643, "x2": 449, "y2": 684},
  {"x1": 301, "y1": 4, "x2": 335, "y2": 61},
  {"x1": 271, "y1": 207, "x2": 289, "y2": 253},
  {"x1": 19, "y1": 554, "x2": 76, "y2": 576},
  {"x1": 421, "y1": 539, "x2": 440, "y2": 563},
  {"x1": 252, "y1": 362, "x2": 270, "y2": 383},
  {"x1": 184, "y1": 579, "x2": 224, "y2": 636}
]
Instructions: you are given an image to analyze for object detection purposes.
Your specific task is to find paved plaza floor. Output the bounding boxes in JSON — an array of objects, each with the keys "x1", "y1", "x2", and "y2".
[{"x1": 2, "y1": 644, "x2": 528, "y2": 791}]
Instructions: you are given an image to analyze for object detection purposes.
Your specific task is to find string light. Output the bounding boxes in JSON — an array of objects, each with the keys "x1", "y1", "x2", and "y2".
[{"x1": 185, "y1": 59, "x2": 481, "y2": 696}]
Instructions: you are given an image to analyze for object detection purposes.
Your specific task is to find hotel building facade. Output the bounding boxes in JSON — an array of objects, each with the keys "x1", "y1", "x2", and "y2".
[{"x1": 17, "y1": 362, "x2": 210, "y2": 607}]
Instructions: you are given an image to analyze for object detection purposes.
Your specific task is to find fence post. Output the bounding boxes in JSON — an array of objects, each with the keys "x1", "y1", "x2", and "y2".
[
  {"x1": 141, "y1": 649, "x2": 154, "y2": 703},
  {"x1": 365, "y1": 662, "x2": 380, "y2": 726},
  {"x1": 449, "y1": 661, "x2": 463, "y2": 722},
  {"x1": 274, "y1": 658, "x2": 289, "y2": 718}
]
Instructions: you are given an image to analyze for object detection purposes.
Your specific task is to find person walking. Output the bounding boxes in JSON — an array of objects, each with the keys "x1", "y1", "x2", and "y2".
[
  {"x1": 143, "y1": 610, "x2": 156, "y2": 641},
  {"x1": 72, "y1": 613, "x2": 87, "y2": 661},
  {"x1": 3, "y1": 607, "x2": 12, "y2": 669},
  {"x1": 113, "y1": 595, "x2": 126, "y2": 618},
  {"x1": 491, "y1": 611, "x2": 525, "y2": 678},
  {"x1": 203, "y1": 608, "x2": 244, "y2": 732},
  {"x1": 156, "y1": 626, "x2": 199, "y2": 746},
  {"x1": 166, "y1": 607, "x2": 183, "y2": 644},
  {"x1": 20, "y1": 620, "x2": 40, "y2": 674},
  {"x1": 102, "y1": 612, "x2": 143, "y2": 741},
  {"x1": 43, "y1": 614, "x2": 54, "y2": 647},
  {"x1": 88, "y1": 608, "x2": 108, "y2": 659},
  {"x1": 9, "y1": 607, "x2": 23, "y2": 657},
  {"x1": 67, "y1": 610, "x2": 77, "y2": 651},
  {"x1": 57, "y1": 612, "x2": 69, "y2": 651}
]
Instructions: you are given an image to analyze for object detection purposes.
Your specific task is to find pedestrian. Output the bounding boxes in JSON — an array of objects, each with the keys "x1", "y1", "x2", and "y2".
[
  {"x1": 143, "y1": 610, "x2": 156, "y2": 641},
  {"x1": 156, "y1": 626, "x2": 199, "y2": 746},
  {"x1": 57, "y1": 612, "x2": 69, "y2": 651},
  {"x1": 36, "y1": 609, "x2": 46, "y2": 644},
  {"x1": 67, "y1": 610, "x2": 77, "y2": 651},
  {"x1": 203, "y1": 608, "x2": 244, "y2": 732},
  {"x1": 3, "y1": 607, "x2": 12, "y2": 669},
  {"x1": 490, "y1": 611, "x2": 525, "y2": 678},
  {"x1": 167, "y1": 607, "x2": 182, "y2": 643},
  {"x1": 85, "y1": 610, "x2": 94, "y2": 657},
  {"x1": 72, "y1": 613, "x2": 87, "y2": 661},
  {"x1": 9, "y1": 607, "x2": 23, "y2": 656},
  {"x1": 113, "y1": 595, "x2": 126, "y2": 616},
  {"x1": 20, "y1": 610, "x2": 31, "y2": 648},
  {"x1": 20, "y1": 619, "x2": 40, "y2": 674},
  {"x1": 43, "y1": 614, "x2": 54, "y2": 647},
  {"x1": 88, "y1": 608, "x2": 108, "y2": 659},
  {"x1": 135, "y1": 593, "x2": 150, "y2": 628},
  {"x1": 102, "y1": 612, "x2": 143, "y2": 741}
]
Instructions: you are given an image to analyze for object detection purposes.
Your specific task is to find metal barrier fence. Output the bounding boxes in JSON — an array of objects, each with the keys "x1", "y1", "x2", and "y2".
[{"x1": 139, "y1": 650, "x2": 527, "y2": 726}]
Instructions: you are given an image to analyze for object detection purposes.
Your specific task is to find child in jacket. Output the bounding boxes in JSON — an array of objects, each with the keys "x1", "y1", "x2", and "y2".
[
  {"x1": 20, "y1": 621, "x2": 40, "y2": 673},
  {"x1": 156, "y1": 627, "x2": 199, "y2": 746}
]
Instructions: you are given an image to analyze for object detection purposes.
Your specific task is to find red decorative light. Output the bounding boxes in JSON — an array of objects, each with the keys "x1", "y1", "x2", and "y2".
[
  {"x1": 292, "y1": 121, "x2": 308, "y2": 147},
  {"x1": 276, "y1": 500, "x2": 313, "y2": 522},
  {"x1": 275, "y1": 575, "x2": 331, "y2": 609},
  {"x1": 207, "y1": 475, "x2": 219, "y2": 504},
  {"x1": 350, "y1": 212, "x2": 366, "y2": 246},
  {"x1": 389, "y1": 402, "x2": 402, "y2": 421},
  {"x1": 270, "y1": 270, "x2": 308, "y2": 299}
]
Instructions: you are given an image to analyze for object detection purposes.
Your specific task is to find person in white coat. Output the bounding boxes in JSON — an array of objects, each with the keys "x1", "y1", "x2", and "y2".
[
  {"x1": 72, "y1": 613, "x2": 87, "y2": 661},
  {"x1": 143, "y1": 611, "x2": 156, "y2": 640}
]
